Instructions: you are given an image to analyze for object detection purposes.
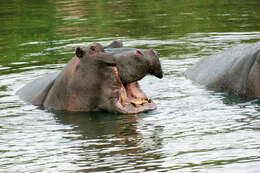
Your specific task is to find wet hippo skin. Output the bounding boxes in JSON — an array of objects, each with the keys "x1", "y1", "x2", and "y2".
[
  {"x1": 185, "y1": 42, "x2": 260, "y2": 98},
  {"x1": 17, "y1": 40, "x2": 163, "y2": 114}
]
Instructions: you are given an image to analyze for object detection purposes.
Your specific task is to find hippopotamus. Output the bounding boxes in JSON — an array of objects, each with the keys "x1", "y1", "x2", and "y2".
[
  {"x1": 17, "y1": 40, "x2": 163, "y2": 114},
  {"x1": 185, "y1": 41, "x2": 260, "y2": 98}
]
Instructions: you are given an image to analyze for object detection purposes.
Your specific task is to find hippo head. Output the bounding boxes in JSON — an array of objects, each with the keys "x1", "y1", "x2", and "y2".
[{"x1": 43, "y1": 41, "x2": 163, "y2": 114}]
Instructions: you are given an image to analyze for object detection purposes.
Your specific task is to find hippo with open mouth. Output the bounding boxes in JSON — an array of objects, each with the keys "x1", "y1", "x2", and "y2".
[{"x1": 17, "y1": 40, "x2": 163, "y2": 114}]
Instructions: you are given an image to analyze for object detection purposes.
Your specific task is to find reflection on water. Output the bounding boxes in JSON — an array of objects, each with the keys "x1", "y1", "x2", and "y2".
[
  {"x1": 1, "y1": 0, "x2": 260, "y2": 172},
  {"x1": 58, "y1": 112, "x2": 168, "y2": 172},
  {"x1": 53, "y1": 112, "x2": 144, "y2": 172}
]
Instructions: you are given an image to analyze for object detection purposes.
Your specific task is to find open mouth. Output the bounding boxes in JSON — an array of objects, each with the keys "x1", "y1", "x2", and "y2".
[{"x1": 113, "y1": 67, "x2": 157, "y2": 114}]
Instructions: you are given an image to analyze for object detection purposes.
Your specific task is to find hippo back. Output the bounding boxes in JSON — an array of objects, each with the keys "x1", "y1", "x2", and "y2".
[
  {"x1": 17, "y1": 72, "x2": 58, "y2": 105},
  {"x1": 185, "y1": 42, "x2": 260, "y2": 95}
]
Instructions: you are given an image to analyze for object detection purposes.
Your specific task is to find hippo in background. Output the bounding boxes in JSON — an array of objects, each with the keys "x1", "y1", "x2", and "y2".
[
  {"x1": 185, "y1": 41, "x2": 260, "y2": 98},
  {"x1": 17, "y1": 40, "x2": 163, "y2": 114}
]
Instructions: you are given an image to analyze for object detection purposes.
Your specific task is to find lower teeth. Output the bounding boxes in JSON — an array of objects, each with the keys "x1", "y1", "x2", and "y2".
[
  {"x1": 128, "y1": 98, "x2": 148, "y2": 106},
  {"x1": 120, "y1": 94, "x2": 148, "y2": 107}
]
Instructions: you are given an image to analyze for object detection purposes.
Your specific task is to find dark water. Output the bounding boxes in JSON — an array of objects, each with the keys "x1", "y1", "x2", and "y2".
[{"x1": 1, "y1": 0, "x2": 260, "y2": 172}]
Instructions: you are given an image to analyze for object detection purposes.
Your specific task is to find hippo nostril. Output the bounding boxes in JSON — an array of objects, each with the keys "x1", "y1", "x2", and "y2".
[{"x1": 135, "y1": 50, "x2": 143, "y2": 57}]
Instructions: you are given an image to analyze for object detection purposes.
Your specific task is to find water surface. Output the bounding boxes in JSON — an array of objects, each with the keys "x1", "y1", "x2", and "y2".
[{"x1": 1, "y1": 0, "x2": 260, "y2": 172}]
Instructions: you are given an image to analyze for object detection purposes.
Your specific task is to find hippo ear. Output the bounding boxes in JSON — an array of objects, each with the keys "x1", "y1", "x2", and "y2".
[
  {"x1": 105, "y1": 40, "x2": 123, "y2": 48},
  {"x1": 75, "y1": 47, "x2": 85, "y2": 58}
]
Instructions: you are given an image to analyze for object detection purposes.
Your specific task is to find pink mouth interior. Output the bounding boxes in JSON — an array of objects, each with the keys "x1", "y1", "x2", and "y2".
[
  {"x1": 113, "y1": 67, "x2": 151, "y2": 107},
  {"x1": 124, "y1": 82, "x2": 148, "y2": 100}
]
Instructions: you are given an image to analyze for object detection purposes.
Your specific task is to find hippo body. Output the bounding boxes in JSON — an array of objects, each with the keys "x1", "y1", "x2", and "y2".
[
  {"x1": 185, "y1": 42, "x2": 260, "y2": 98},
  {"x1": 17, "y1": 41, "x2": 163, "y2": 114}
]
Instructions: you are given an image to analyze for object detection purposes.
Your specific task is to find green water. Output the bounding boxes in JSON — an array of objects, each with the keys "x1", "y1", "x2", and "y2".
[{"x1": 1, "y1": 0, "x2": 260, "y2": 172}]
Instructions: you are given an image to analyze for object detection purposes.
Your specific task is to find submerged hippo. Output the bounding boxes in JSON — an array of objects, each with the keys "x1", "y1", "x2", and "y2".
[
  {"x1": 17, "y1": 40, "x2": 163, "y2": 114},
  {"x1": 185, "y1": 42, "x2": 260, "y2": 98}
]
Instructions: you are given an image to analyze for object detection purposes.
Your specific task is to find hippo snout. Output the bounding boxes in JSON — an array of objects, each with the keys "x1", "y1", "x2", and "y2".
[
  {"x1": 150, "y1": 66, "x2": 163, "y2": 79},
  {"x1": 148, "y1": 49, "x2": 163, "y2": 79}
]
